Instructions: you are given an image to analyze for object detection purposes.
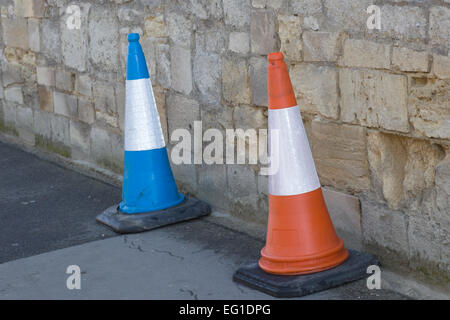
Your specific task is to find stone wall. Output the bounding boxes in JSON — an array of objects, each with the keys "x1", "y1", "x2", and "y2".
[{"x1": 0, "y1": 0, "x2": 449, "y2": 288}]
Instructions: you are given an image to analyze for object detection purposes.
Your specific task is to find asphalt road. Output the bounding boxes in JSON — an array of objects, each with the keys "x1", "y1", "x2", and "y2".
[{"x1": 0, "y1": 141, "x2": 120, "y2": 264}]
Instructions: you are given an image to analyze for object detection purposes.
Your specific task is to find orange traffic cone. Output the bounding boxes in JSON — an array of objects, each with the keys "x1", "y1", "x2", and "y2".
[
  {"x1": 234, "y1": 52, "x2": 378, "y2": 297},
  {"x1": 259, "y1": 51, "x2": 348, "y2": 275}
]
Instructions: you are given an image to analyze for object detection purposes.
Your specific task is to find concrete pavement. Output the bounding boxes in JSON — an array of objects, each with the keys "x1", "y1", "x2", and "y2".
[{"x1": 0, "y1": 141, "x2": 408, "y2": 299}]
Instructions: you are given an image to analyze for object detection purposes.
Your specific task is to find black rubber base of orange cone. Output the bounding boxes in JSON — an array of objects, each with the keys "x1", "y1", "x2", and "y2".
[
  {"x1": 233, "y1": 250, "x2": 379, "y2": 298},
  {"x1": 96, "y1": 196, "x2": 211, "y2": 234}
]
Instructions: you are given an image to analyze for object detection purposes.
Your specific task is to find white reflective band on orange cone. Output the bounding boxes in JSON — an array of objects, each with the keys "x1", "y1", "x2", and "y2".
[
  {"x1": 268, "y1": 105, "x2": 320, "y2": 196},
  {"x1": 124, "y1": 78, "x2": 165, "y2": 151}
]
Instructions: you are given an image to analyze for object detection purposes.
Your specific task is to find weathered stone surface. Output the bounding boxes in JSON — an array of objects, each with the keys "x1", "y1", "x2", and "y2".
[
  {"x1": 4, "y1": 86, "x2": 23, "y2": 104},
  {"x1": 38, "y1": 87, "x2": 53, "y2": 112},
  {"x1": 340, "y1": 69, "x2": 409, "y2": 132},
  {"x1": 95, "y1": 110, "x2": 118, "y2": 128},
  {"x1": 41, "y1": 19, "x2": 61, "y2": 62},
  {"x1": 156, "y1": 43, "x2": 170, "y2": 89},
  {"x1": 408, "y1": 77, "x2": 450, "y2": 139},
  {"x1": 170, "y1": 46, "x2": 192, "y2": 95},
  {"x1": 50, "y1": 114, "x2": 70, "y2": 145},
  {"x1": 429, "y1": 6, "x2": 450, "y2": 49},
  {"x1": 28, "y1": 18, "x2": 40, "y2": 52},
  {"x1": 222, "y1": 57, "x2": 250, "y2": 105},
  {"x1": 139, "y1": 0, "x2": 162, "y2": 8},
  {"x1": 408, "y1": 216, "x2": 442, "y2": 268},
  {"x1": 303, "y1": 31, "x2": 340, "y2": 62},
  {"x1": 55, "y1": 69, "x2": 74, "y2": 92},
  {"x1": 392, "y1": 47, "x2": 429, "y2": 72},
  {"x1": 223, "y1": 0, "x2": 250, "y2": 28},
  {"x1": 16, "y1": 106, "x2": 34, "y2": 143},
  {"x1": 361, "y1": 198, "x2": 409, "y2": 258},
  {"x1": 93, "y1": 80, "x2": 116, "y2": 114},
  {"x1": 15, "y1": 106, "x2": 32, "y2": 128},
  {"x1": 118, "y1": 7, "x2": 144, "y2": 23},
  {"x1": 144, "y1": 15, "x2": 166, "y2": 38},
  {"x1": 36, "y1": 67, "x2": 55, "y2": 87},
  {"x1": 435, "y1": 155, "x2": 450, "y2": 223},
  {"x1": 249, "y1": 56, "x2": 267, "y2": 107},
  {"x1": 381, "y1": 5, "x2": 427, "y2": 40},
  {"x1": 90, "y1": 125, "x2": 113, "y2": 164},
  {"x1": 257, "y1": 173, "x2": 268, "y2": 196},
  {"x1": 170, "y1": 152, "x2": 198, "y2": 194},
  {"x1": 252, "y1": 0, "x2": 283, "y2": 10},
  {"x1": 75, "y1": 74, "x2": 92, "y2": 96},
  {"x1": 61, "y1": 3, "x2": 90, "y2": 71},
  {"x1": 166, "y1": 93, "x2": 199, "y2": 136},
  {"x1": 54, "y1": 91, "x2": 77, "y2": 118},
  {"x1": 70, "y1": 120, "x2": 91, "y2": 154},
  {"x1": 367, "y1": 131, "x2": 442, "y2": 210},
  {"x1": 278, "y1": 15, "x2": 302, "y2": 61},
  {"x1": 166, "y1": 12, "x2": 192, "y2": 48},
  {"x1": 187, "y1": 0, "x2": 223, "y2": 20},
  {"x1": 1, "y1": 62, "x2": 23, "y2": 93},
  {"x1": 14, "y1": 0, "x2": 44, "y2": 17},
  {"x1": 250, "y1": 11, "x2": 277, "y2": 55},
  {"x1": 197, "y1": 164, "x2": 228, "y2": 210},
  {"x1": 89, "y1": 126, "x2": 122, "y2": 170},
  {"x1": 201, "y1": 106, "x2": 234, "y2": 132},
  {"x1": 193, "y1": 51, "x2": 220, "y2": 105},
  {"x1": 195, "y1": 26, "x2": 226, "y2": 54},
  {"x1": 311, "y1": 120, "x2": 369, "y2": 192},
  {"x1": 2, "y1": 103, "x2": 16, "y2": 127},
  {"x1": 290, "y1": 64, "x2": 339, "y2": 119},
  {"x1": 290, "y1": 0, "x2": 321, "y2": 15},
  {"x1": 229, "y1": 32, "x2": 249, "y2": 54},
  {"x1": 227, "y1": 164, "x2": 258, "y2": 217},
  {"x1": 2, "y1": 17, "x2": 28, "y2": 50},
  {"x1": 233, "y1": 105, "x2": 267, "y2": 130},
  {"x1": 88, "y1": 7, "x2": 119, "y2": 71},
  {"x1": 432, "y1": 54, "x2": 450, "y2": 80},
  {"x1": 2, "y1": 63, "x2": 22, "y2": 88},
  {"x1": 341, "y1": 39, "x2": 390, "y2": 69},
  {"x1": 303, "y1": 16, "x2": 319, "y2": 31},
  {"x1": 77, "y1": 96, "x2": 95, "y2": 124},
  {"x1": 324, "y1": 0, "x2": 373, "y2": 32},
  {"x1": 33, "y1": 110, "x2": 52, "y2": 139},
  {"x1": 109, "y1": 131, "x2": 124, "y2": 172}
]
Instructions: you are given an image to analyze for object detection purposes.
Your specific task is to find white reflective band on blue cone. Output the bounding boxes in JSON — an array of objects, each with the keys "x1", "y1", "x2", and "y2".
[
  {"x1": 268, "y1": 105, "x2": 321, "y2": 196},
  {"x1": 124, "y1": 78, "x2": 165, "y2": 151}
]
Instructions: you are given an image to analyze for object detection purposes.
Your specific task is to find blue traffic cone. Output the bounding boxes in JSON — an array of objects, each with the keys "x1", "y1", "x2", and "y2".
[{"x1": 97, "y1": 33, "x2": 210, "y2": 233}]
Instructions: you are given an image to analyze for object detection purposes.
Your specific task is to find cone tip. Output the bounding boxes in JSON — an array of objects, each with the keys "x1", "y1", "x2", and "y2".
[
  {"x1": 128, "y1": 33, "x2": 140, "y2": 42},
  {"x1": 268, "y1": 52, "x2": 284, "y2": 62}
]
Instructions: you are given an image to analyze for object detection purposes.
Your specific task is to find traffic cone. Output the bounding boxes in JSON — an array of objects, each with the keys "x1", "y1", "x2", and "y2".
[
  {"x1": 233, "y1": 52, "x2": 378, "y2": 297},
  {"x1": 96, "y1": 33, "x2": 210, "y2": 233}
]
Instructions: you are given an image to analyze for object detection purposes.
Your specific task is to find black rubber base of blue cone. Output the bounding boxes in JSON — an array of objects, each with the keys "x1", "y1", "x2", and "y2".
[
  {"x1": 233, "y1": 250, "x2": 379, "y2": 298},
  {"x1": 96, "y1": 196, "x2": 211, "y2": 234}
]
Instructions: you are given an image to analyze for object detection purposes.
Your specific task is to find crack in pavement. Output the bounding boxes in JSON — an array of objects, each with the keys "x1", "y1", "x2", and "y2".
[
  {"x1": 152, "y1": 248, "x2": 185, "y2": 261},
  {"x1": 180, "y1": 288, "x2": 198, "y2": 300}
]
